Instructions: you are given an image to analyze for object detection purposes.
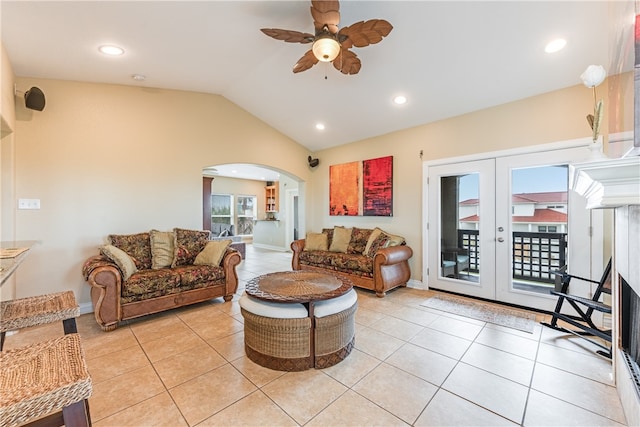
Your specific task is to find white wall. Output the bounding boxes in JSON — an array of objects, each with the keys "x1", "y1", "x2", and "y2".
[{"x1": 1, "y1": 42, "x2": 17, "y2": 301}]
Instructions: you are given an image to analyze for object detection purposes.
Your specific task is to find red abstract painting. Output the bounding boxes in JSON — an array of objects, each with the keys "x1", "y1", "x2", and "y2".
[
  {"x1": 329, "y1": 156, "x2": 393, "y2": 216},
  {"x1": 363, "y1": 156, "x2": 393, "y2": 216}
]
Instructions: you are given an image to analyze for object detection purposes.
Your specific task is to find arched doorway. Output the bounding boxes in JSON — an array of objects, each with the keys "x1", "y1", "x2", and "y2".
[{"x1": 202, "y1": 163, "x2": 305, "y2": 252}]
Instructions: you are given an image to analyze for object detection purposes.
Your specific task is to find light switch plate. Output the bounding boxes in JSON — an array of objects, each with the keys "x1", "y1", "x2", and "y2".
[{"x1": 17, "y1": 198, "x2": 40, "y2": 209}]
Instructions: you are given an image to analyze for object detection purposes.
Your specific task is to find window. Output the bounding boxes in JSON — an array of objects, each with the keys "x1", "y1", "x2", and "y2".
[
  {"x1": 236, "y1": 195, "x2": 257, "y2": 235},
  {"x1": 548, "y1": 226, "x2": 557, "y2": 232},
  {"x1": 538, "y1": 226, "x2": 547, "y2": 232},
  {"x1": 212, "y1": 194, "x2": 233, "y2": 225}
]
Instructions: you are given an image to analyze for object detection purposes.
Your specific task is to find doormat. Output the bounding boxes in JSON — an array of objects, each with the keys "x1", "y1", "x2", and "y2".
[{"x1": 420, "y1": 294, "x2": 536, "y2": 333}]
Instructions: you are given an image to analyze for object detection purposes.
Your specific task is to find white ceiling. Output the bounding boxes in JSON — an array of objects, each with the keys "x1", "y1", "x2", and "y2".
[
  {"x1": 1, "y1": 1, "x2": 633, "y2": 173},
  {"x1": 203, "y1": 163, "x2": 282, "y2": 182}
]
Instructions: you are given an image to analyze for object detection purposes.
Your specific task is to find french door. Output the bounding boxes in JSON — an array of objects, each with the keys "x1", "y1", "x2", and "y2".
[{"x1": 426, "y1": 146, "x2": 598, "y2": 311}]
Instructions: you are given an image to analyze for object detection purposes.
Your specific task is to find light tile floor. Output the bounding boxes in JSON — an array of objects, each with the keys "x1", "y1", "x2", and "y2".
[{"x1": 5, "y1": 245, "x2": 629, "y2": 426}]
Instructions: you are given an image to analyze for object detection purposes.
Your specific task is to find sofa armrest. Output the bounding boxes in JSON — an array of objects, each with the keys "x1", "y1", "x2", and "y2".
[
  {"x1": 290, "y1": 239, "x2": 306, "y2": 270},
  {"x1": 222, "y1": 248, "x2": 242, "y2": 298},
  {"x1": 374, "y1": 245, "x2": 413, "y2": 265},
  {"x1": 83, "y1": 255, "x2": 122, "y2": 331},
  {"x1": 372, "y1": 245, "x2": 413, "y2": 297}
]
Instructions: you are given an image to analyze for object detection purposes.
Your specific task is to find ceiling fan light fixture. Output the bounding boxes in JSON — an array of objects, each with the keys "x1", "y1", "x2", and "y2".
[{"x1": 312, "y1": 35, "x2": 340, "y2": 62}]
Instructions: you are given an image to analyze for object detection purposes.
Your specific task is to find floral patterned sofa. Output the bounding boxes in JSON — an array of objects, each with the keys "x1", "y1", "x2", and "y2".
[
  {"x1": 82, "y1": 228, "x2": 241, "y2": 331},
  {"x1": 291, "y1": 227, "x2": 413, "y2": 298}
]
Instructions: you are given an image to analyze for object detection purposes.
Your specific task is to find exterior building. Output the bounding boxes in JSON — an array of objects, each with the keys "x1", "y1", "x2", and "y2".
[{"x1": 459, "y1": 191, "x2": 568, "y2": 233}]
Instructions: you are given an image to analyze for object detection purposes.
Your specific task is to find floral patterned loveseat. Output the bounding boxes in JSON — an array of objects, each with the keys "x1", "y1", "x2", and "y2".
[
  {"x1": 82, "y1": 228, "x2": 241, "y2": 331},
  {"x1": 291, "y1": 227, "x2": 413, "y2": 298}
]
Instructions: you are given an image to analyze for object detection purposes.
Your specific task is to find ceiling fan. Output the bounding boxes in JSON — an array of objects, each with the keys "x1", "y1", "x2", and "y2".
[{"x1": 261, "y1": 0, "x2": 392, "y2": 75}]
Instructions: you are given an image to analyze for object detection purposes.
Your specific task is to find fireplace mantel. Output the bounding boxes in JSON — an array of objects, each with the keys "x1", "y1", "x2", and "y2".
[{"x1": 570, "y1": 156, "x2": 640, "y2": 209}]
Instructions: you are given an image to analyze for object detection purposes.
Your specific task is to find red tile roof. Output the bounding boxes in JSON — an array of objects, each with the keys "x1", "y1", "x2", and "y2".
[
  {"x1": 460, "y1": 191, "x2": 567, "y2": 205},
  {"x1": 460, "y1": 208, "x2": 567, "y2": 223},
  {"x1": 513, "y1": 209, "x2": 567, "y2": 223}
]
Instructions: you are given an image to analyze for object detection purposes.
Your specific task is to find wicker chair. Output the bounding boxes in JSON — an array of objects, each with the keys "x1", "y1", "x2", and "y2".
[
  {"x1": 0, "y1": 333, "x2": 92, "y2": 427},
  {"x1": 0, "y1": 291, "x2": 79, "y2": 350}
]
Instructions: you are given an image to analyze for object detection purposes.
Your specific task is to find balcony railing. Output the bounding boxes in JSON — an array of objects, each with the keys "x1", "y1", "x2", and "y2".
[{"x1": 457, "y1": 229, "x2": 567, "y2": 285}]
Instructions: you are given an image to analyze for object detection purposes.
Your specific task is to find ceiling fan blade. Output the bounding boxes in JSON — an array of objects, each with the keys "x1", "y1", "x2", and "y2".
[
  {"x1": 311, "y1": 0, "x2": 340, "y2": 34},
  {"x1": 261, "y1": 28, "x2": 314, "y2": 44},
  {"x1": 338, "y1": 19, "x2": 393, "y2": 48},
  {"x1": 333, "y1": 48, "x2": 361, "y2": 75},
  {"x1": 293, "y1": 49, "x2": 319, "y2": 73}
]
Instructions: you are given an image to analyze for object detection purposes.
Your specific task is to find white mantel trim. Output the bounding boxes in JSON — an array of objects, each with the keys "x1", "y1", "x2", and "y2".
[{"x1": 570, "y1": 156, "x2": 640, "y2": 209}]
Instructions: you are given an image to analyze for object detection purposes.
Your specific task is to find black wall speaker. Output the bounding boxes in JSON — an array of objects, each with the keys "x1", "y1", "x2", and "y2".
[
  {"x1": 24, "y1": 87, "x2": 45, "y2": 111},
  {"x1": 308, "y1": 156, "x2": 319, "y2": 168}
]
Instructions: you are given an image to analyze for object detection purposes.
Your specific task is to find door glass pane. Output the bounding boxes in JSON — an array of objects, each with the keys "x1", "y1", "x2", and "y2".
[
  {"x1": 212, "y1": 194, "x2": 232, "y2": 225},
  {"x1": 510, "y1": 165, "x2": 568, "y2": 295},
  {"x1": 440, "y1": 173, "x2": 479, "y2": 281}
]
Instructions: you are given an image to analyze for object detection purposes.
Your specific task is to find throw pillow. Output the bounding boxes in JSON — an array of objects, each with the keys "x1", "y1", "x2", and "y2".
[
  {"x1": 385, "y1": 232, "x2": 406, "y2": 247},
  {"x1": 364, "y1": 232, "x2": 390, "y2": 258},
  {"x1": 322, "y1": 228, "x2": 334, "y2": 248},
  {"x1": 194, "y1": 240, "x2": 231, "y2": 266},
  {"x1": 363, "y1": 227, "x2": 384, "y2": 255},
  {"x1": 149, "y1": 230, "x2": 174, "y2": 269},
  {"x1": 172, "y1": 228, "x2": 211, "y2": 267},
  {"x1": 100, "y1": 244, "x2": 137, "y2": 281},
  {"x1": 329, "y1": 226, "x2": 352, "y2": 253},
  {"x1": 347, "y1": 227, "x2": 373, "y2": 254},
  {"x1": 304, "y1": 232, "x2": 328, "y2": 251},
  {"x1": 108, "y1": 232, "x2": 152, "y2": 270}
]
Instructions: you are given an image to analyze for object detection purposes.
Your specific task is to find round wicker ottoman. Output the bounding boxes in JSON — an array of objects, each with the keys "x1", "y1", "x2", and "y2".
[
  {"x1": 239, "y1": 286, "x2": 358, "y2": 371},
  {"x1": 239, "y1": 294, "x2": 312, "y2": 371},
  {"x1": 313, "y1": 288, "x2": 358, "y2": 369}
]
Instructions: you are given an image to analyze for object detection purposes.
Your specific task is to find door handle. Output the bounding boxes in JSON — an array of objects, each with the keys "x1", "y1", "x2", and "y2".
[{"x1": 497, "y1": 237, "x2": 504, "y2": 242}]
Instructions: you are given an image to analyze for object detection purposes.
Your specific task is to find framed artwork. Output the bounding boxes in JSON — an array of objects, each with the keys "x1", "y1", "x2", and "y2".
[
  {"x1": 363, "y1": 155, "x2": 393, "y2": 216},
  {"x1": 329, "y1": 156, "x2": 393, "y2": 216}
]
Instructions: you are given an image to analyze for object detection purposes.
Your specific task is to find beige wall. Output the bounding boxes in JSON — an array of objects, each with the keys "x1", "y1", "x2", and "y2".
[
  {"x1": 311, "y1": 73, "x2": 634, "y2": 282},
  {"x1": 3, "y1": 67, "x2": 633, "y2": 307},
  {"x1": 10, "y1": 77, "x2": 310, "y2": 307}
]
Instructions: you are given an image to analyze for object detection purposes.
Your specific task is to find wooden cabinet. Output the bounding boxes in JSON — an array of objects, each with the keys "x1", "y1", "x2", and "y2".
[{"x1": 265, "y1": 183, "x2": 279, "y2": 212}]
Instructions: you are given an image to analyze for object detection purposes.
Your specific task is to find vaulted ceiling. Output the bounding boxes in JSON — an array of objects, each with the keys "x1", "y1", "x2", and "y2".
[{"x1": 1, "y1": 1, "x2": 633, "y2": 153}]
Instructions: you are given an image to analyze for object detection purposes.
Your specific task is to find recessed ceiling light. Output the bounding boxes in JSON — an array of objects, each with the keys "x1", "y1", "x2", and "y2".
[
  {"x1": 544, "y1": 38, "x2": 566, "y2": 53},
  {"x1": 315, "y1": 123, "x2": 325, "y2": 131},
  {"x1": 99, "y1": 45, "x2": 125, "y2": 56},
  {"x1": 393, "y1": 95, "x2": 407, "y2": 105}
]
